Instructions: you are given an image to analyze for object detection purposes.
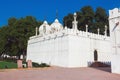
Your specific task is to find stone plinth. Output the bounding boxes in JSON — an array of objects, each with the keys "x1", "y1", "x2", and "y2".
[
  {"x1": 17, "y1": 60, "x2": 23, "y2": 68},
  {"x1": 27, "y1": 60, "x2": 32, "y2": 68}
]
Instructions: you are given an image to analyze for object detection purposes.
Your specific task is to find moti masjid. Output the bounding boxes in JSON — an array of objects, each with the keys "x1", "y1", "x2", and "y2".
[{"x1": 26, "y1": 8, "x2": 120, "y2": 74}]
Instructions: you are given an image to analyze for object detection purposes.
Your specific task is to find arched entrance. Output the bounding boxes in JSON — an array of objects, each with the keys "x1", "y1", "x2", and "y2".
[{"x1": 94, "y1": 50, "x2": 98, "y2": 61}]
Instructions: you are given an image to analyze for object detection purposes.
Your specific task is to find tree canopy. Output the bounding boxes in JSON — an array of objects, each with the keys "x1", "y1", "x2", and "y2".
[
  {"x1": 0, "y1": 16, "x2": 42, "y2": 58},
  {"x1": 63, "y1": 6, "x2": 109, "y2": 35}
]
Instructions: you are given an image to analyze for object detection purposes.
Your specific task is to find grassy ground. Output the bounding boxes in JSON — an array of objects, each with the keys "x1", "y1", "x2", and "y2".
[{"x1": 0, "y1": 61, "x2": 17, "y2": 69}]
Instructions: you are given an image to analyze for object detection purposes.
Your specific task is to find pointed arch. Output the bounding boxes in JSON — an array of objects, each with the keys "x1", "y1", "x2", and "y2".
[{"x1": 94, "y1": 50, "x2": 98, "y2": 61}]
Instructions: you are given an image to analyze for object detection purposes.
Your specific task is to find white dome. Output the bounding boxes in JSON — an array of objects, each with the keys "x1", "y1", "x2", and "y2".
[
  {"x1": 43, "y1": 21, "x2": 48, "y2": 24},
  {"x1": 39, "y1": 21, "x2": 52, "y2": 35},
  {"x1": 55, "y1": 19, "x2": 59, "y2": 23},
  {"x1": 51, "y1": 19, "x2": 63, "y2": 32}
]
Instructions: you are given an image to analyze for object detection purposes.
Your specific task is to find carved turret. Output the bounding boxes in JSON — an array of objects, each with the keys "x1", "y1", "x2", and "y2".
[
  {"x1": 36, "y1": 27, "x2": 38, "y2": 36},
  {"x1": 86, "y1": 24, "x2": 88, "y2": 32},
  {"x1": 72, "y1": 12, "x2": 78, "y2": 33},
  {"x1": 97, "y1": 28, "x2": 100, "y2": 35},
  {"x1": 104, "y1": 25, "x2": 107, "y2": 36}
]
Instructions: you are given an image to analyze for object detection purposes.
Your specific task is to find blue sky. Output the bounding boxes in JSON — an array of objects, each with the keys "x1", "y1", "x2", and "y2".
[{"x1": 0, "y1": 0, "x2": 120, "y2": 27}]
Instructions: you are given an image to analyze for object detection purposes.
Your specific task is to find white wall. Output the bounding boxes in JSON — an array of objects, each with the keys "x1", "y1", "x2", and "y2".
[
  {"x1": 68, "y1": 33, "x2": 111, "y2": 67},
  {"x1": 68, "y1": 35, "x2": 90, "y2": 67},
  {"x1": 27, "y1": 33, "x2": 70, "y2": 67},
  {"x1": 27, "y1": 29, "x2": 112, "y2": 68}
]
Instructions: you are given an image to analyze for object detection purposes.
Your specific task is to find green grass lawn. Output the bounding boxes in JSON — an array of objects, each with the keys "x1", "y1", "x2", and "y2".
[{"x1": 0, "y1": 61, "x2": 17, "y2": 69}]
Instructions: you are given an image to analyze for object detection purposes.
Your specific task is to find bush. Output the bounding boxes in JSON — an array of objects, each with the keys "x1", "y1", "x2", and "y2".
[
  {"x1": 32, "y1": 62, "x2": 50, "y2": 68},
  {"x1": 32, "y1": 62, "x2": 40, "y2": 67},
  {"x1": 39, "y1": 63, "x2": 50, "y2": 67}
]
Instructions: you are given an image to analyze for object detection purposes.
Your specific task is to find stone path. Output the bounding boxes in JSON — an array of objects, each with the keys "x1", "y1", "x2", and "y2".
[{"x1": 0, "y1": 67, "x2": 120, "y2": 80}]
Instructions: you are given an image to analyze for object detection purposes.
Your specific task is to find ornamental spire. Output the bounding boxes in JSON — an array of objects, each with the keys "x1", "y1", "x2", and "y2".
[
  {"x1": 72, "y1": 12, "x2": 78, "y2": 32},
  {"x1": 56, "y1": 10, "x2": 58, "y2": 19}
]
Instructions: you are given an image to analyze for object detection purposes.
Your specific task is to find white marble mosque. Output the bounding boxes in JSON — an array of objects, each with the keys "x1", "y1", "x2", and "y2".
[{"x1": 26, "y1": 8, "x2": 120, "y2": 74}]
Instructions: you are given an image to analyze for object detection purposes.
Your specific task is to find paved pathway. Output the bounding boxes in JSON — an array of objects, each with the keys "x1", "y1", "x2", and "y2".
[{"x1": 0, "y1": 67, "x2": 120, "y2": 80}]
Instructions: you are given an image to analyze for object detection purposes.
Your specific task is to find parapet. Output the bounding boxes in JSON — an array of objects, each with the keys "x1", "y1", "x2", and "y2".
[{"x1": 28, "y1": 28, "x2": 110, "y2": 45}]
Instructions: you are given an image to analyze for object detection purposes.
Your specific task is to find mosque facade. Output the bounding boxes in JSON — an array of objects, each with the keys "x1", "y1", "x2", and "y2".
[{"x1": 26, "y1": 8, "x2": 120, "y2": 69}]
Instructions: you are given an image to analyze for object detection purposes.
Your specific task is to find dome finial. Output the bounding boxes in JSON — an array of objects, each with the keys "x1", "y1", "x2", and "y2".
[
  {"x1": 56, "y1": 10, "x2": 58, "y2": 19},
  {"x1": 44, "y1": 16, "x2": 46, "y2": 21}
]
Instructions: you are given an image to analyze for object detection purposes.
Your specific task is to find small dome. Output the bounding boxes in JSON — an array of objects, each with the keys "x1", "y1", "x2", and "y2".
[
  {"x1": 39, "y1": 21, "x2": 52, "y2": 35},
  {"x1": 43, "y1": 21, "x2": 48, "y2": 24},
  {"x1": 51, "y1": 19, "x2": 63, "y2": 32},
  {"x1": 74, "y1": 12, "x2": 77, "y2": 16},
  {"x1": 55, "y1": 19, "x2": 59, "y2": 23}
]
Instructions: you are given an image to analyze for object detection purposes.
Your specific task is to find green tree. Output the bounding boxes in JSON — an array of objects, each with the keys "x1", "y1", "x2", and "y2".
[
  {"x1": 0, "y1": 16, "x2": 42, "y2": 59},
  {"x1": 8, "y1": 17, "x2": 17, "y2": 27},
  {"x1": 63, "y1": 13, "x2": 73, "y2": 29},
  {"x1": 63, "y1": 6, "x2": 109, "y2": 35},
  {"x1": 0, "y1": 26, "x2": 10, "y2": 56},
  {"x1": 95, "y1": 7, "x2": 109, "y2": 35}
]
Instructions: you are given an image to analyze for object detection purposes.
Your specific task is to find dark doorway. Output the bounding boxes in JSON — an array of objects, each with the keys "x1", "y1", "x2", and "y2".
[{"x1": 94, "y1": 50, "x2": 98, "y2": 61}]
